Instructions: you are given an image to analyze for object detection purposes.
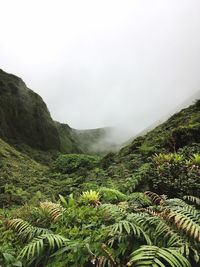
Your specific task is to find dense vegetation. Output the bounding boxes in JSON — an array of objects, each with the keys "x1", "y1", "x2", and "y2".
[
  {"x1": 0, "y1": 70, "x2": 200, "y2": 266},
  {"x1": 0, "y1": 190, "x2": 199, "y2": 266}
]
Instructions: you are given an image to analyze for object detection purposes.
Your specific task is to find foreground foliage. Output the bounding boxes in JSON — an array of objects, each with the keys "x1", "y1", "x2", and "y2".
[{"x1": 0, "y1": 190, "x2": 199, "y2": 266}]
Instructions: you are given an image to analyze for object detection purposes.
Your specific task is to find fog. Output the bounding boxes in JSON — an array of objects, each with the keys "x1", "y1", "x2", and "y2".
[{"x1": 0, "y1": 0, "x2": 200, "y2": 143}]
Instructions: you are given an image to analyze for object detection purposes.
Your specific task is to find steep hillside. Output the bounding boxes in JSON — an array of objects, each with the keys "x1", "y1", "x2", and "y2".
[
  {"x1": 56, "y1": 123, "x2": 122, "y2": 155},
  {"x1": 120, "y1": 98, "x2": 200, "y2": 158},
  {"x1": 98, "y1": 99, "x2": 200, "y2": 196},
  {"x1": 0, "y1": 69, "x2": 60, "y2": 151},
  {"x1": 47, "y1": 99, "x2": 200, "y2": 198},
  {"x1": 0, "y1": 137, "x2": 47, "y2": 206},
  {"x1": 0, "y1": 69, "x2": 116, "y2": 156},
  {"x1": 55, "y1": 122, "x2": 82, "y2": 154},
  {"x1": 16, "y1": 99, "x2": 197, "y2": 204}
]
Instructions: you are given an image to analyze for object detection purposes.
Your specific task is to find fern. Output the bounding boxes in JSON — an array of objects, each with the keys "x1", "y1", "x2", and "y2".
[
  {"x1": 164, "y1": 209, "x2": 200, "y2": 242},
  {"x1": 40, "y1": 201, "x2": 64, "y2": 221},
  {"x1": 7, "y1": 219, "x2": 50, "y2": 242},
  {"x1": 128, "y1": 192, "x2": 152, "y2": 207},
  {"x1": 108, "y1": 219, "x2": 151, "y2": 246},
  {"x1": 127, "y1": 212, "x2": 185, "y2": 248},
  {"x1": 165, "y1": 198, "x2": 189, "y2": 207},
  {"x1": 184, "y1": 195, "x2": 200, "y2": 206},
  {"x1": 169, "y1": 205, "x2": 200, "y2": 223},
  {"x1": 127, "y1": 245, "x2": 191, "y2": 267},
  {"x1": 145, "y1": 191, "x2": 166, "y2": 205},
  {"x1": 153, "y1": 219, "x2": 185, "y2": 247},
  {"x1": 101, "y1": 203, "x2": 125, "y2": 221},
  {"x1": 19, "y1": 233, "x2": 68, "y2": 264}
]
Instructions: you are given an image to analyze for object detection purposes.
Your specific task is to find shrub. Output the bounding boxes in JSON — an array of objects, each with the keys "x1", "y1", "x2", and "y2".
[
  {"x1": 98, "y1": 187, "x2": 127, "y2": 203},
  {"x1": 52, "y1": 154, "x2": 100, "y2": 174},
  {"x1": 148, "y1": 153, "x2": 200, "y2": 197}
]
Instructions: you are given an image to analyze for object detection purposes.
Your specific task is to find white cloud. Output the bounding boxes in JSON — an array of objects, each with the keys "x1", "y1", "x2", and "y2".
[{"x1": 0, "y1": 0, "x2": 200, "y2": 139}]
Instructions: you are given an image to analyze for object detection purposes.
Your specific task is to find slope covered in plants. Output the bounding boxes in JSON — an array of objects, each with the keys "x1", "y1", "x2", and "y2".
[
  {"x1": 0, "y1": 69, "x2": 119, "y2": 157},
  {"x1": 0, "y1": 69, "x2": 60, "y2": 151},
  {"x1": 0, "y1": 137, "x2": 47, "y2": 206},
  {"x1": 96, "y1": 99, "x2": 200, "y2": 197},
  {"x1": 0, "y1": 72, "x2": 199, "y2": 266}
]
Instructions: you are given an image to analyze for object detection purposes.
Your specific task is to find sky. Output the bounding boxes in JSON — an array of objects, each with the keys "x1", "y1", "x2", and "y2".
[{"x1": 0, "y1": 0, "x2": 200, "y2": 140}]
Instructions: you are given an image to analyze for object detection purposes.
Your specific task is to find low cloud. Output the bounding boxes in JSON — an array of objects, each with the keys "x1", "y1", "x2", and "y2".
[{"x1": 0, "y1": 0, "x2": 200, "y2": 146}]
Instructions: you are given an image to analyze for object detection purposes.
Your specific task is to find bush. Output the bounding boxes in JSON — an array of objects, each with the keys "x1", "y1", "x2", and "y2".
[
  {"x1": 0, "y1": 184, "x2": 29, "y2": 207},
  {"x1": 98, "y1": 187, "x2": 127, "y2": 203},
  {"x1": 148, "y1": 153, "x2": 200, "y2": 197},
  {"x1": 52, "y1": 154, "x2": 100, "y2": 174}
]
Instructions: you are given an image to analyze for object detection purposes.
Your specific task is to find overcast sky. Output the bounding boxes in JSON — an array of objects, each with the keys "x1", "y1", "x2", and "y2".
[{"x1": 0, "y1": 0, "x2": 200, "y2": 137}]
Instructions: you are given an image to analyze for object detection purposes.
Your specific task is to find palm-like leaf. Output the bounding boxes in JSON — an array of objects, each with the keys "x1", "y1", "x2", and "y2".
[
  {"x1": 101, "y1": 203, "x2": 125, "y2": 221},
  {"x1": 19, "y1": 233, "x2": 68, "y2": 263},
  {"x1": 184, "y1": 196, "x2": 200, "y2": 206},
  {"x1": 145, "y1": 191, "x2": 166, "y2": 205},
  {"x1": 40, "y1": 201, "x2": 64, "y2": 221},
  {"x1": 7, "y1": 219, "x2": 51, "y2": 242},
  {"x1": 164, "y1": 209, "x2": 200, "y2": 242},
  {"x1": 127, "y1": 245, "x2": 191, "y2": 267},
  {"x1": 108, "y1": 219, "x2": 151, "y2": 246}
]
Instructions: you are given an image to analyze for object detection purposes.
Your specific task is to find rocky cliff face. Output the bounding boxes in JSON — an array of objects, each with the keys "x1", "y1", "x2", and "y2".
[{"x1": 0, "y1": 69, "x2": 60, "y2": 150}]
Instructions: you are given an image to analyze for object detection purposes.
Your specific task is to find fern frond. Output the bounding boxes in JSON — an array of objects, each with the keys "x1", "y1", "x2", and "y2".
[
  {"x1": 154, "y1": 219, "x2": 184, "y2": 247},
  {"x1": 40, "y1": 201, "x2": 64, "y2": 221},
  {"x1": 127, "y1": 212, "x2": 185, "y2": 248},
  {"x1": 184, "y1": 196, "x2": 200, "y2": 206},
  {"x1": 7, "y1": 219, "x2": 50, "y2": 242},
  {"x1": 178, "y1": 243, "x2": 200, "y2": 263},
  {"x1": 127, "y1": 245, "x2": 191, "y2": 267},
  {"x1": 108, "y1": 219, "x2": 151, "y2": 245},
  {"x1": 101, "y1": 203, "x2": 125, "y2": 221},
  {"x1": 136, "y1": 207, "x2": 164, "y2": 218},
  {"x1": 169, "y1": 205, "x2": 200, "y2": 223},
  {"x1": 164, "y1": 210, "x2": 200, "y2": 242},
  {"x1": 126, "y1": 213, "x2": 157, "y2": 233},
  {"x1": 145, "y1": 191, "x2": 165, "y2": 205},
  {"x1": 165, "y1": 198, "x2": 188, "y2": 207},
  {"x1": 19, "y1": 233, "x2": 68, "y2": 263},
  {"x1": 128, "y1": 192, "x2": 152, "y2": 207}
]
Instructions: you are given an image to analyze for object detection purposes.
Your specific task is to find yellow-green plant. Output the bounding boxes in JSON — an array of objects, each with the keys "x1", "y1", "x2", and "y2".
[
  {"x1": 79, "y1": 190, "x2": 100, "y2": 206},
  {"x1": 153, "y1": 153, "x2": 183, "y2": 165},
  {"x1": 186, "y1": 153, "x2": 200, "y2": 166}
]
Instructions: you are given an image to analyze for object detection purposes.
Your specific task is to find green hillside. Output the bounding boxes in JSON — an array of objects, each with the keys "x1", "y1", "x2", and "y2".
[
  {"x1": 0, "y1": 70, "x2": 199, "y2": 267},
  {"x1": 54, "y1": 99, "x2": 199, "y2": 199},
  {"x1": 0, "y1": 69, "x2": 117, "y2": 158},
  {"x1": 0, "y1": 98, "x2": 199, "y2": 205},
  {"x1": 0, "y1": 69, "x2": 60, "y2": 151},
  {"x1": 0, "y1": 138, "x2": 47, "y2": 206}
]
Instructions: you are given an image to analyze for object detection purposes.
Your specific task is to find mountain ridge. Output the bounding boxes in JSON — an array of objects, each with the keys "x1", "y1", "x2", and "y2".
[{"x1": 0, "y1": 69, "x2": 114, "y2": 156}]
